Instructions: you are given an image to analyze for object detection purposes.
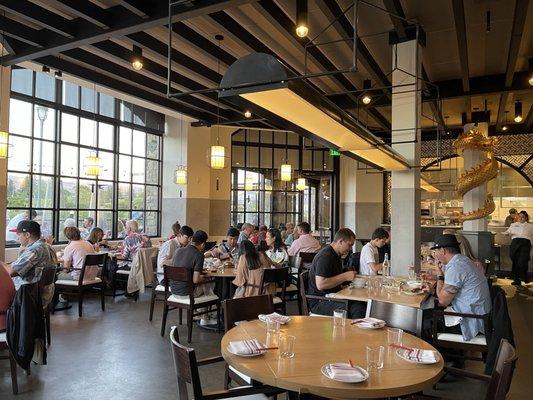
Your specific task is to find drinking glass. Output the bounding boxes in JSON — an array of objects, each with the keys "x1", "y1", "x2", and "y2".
[
  {"x1": 266, "y1": 319, "x2": 280, "y2": 347},
  {"x1": 366, "y1": 346, "x2": 384, "y2": 370},
  {"x1": 387, "y1": 328, "x2": 403, "y2": 346},
  {"x1": 279, "y1": 334, "x2": 296, "y2": 358},
  {"x1": 333, "y1": 308, "x2": 347, "y2": 327}
]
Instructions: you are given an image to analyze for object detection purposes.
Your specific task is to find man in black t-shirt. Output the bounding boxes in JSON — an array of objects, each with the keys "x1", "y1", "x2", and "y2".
[{"x1": 308, "y1": 228, "x2": 366, "y2": 318}]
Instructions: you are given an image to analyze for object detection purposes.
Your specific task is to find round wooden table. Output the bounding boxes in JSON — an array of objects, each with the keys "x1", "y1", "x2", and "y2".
[{"x1": 221, "y1": 316, "x2": 443, "y2": 399}]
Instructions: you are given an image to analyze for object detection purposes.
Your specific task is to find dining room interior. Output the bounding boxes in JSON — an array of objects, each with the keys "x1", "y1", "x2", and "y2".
[{"x1": 0, "y1": 0, "x2": 532, "y2": 399}]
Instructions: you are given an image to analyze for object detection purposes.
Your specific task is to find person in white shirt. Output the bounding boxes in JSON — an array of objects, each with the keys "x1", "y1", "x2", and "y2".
[
  {"x1": 156, "y1": 225, "x2": 193, "y2": 281},
  {"x1": 265, "y1": 228, "x2": 289, "y2": 266},
  {"x1": 359, "y1": 228, "x2": 389, "y2": 276},
  {"x1": 503, "y1": 210, "x2": 532, "y2": 285},
  {"x1": 57, "y1": 227, "x2": 95, "y2": 281},
  {"x1": 204, "y1": 227, "x2": 239, "y2": 260}
]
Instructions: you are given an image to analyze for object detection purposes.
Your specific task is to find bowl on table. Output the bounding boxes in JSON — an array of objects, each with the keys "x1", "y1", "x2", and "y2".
[
  {"x1": 351, "y1": 277, "x2": 367, "y2": 289},
  {"x1": 405, "y1": 280, "x2": 422, "y2": 290}
]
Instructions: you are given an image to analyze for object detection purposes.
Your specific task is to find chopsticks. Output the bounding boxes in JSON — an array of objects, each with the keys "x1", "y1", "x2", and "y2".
[{"x1": 389, "y1": 343, "x2": 414, "y2": 352}]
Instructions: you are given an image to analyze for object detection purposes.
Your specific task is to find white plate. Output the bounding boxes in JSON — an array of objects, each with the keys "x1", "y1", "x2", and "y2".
[
  {"x1": 396, "y1": 349, "x2": 439, "y2": 364},
  {"x1": 401, "y1": 290, "x2": 425, "y2": 296},
  {"x1": 226, "y1": 345, "x2": 266, "y2": 357},
  {"x1": 352, "y1": 318, "x2": 386, "y2": 330},
  {"x1": 258, "y1": 314, "x2": 291, "y2": 324},
  {"x1": 321, "y1": 363, "x2": 369, "y2": 383}
]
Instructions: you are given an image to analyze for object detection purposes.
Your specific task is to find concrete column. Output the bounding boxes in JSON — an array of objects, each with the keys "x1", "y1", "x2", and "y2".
[
  {"x1": 0, "y1": 66, "x2": 10, "y2": 259},
  {"x1": 161, "y1": 117, "x2": 234, "y2": 239},
  {"x1": 391, "y1": 39, "x2": 422, "y2": 274},
  {"x1": 339, "y1": 155, "x2": 357, "y2": 233}
]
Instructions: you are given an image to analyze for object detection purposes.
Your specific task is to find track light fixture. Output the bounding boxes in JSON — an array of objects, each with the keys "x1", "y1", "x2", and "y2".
[
  {"x1": 528, "y1": 58, "x2": 533, "y2": 86},
  {"x1": 295, "y1": 0, "x2": 309, "y2": 38},
  {"x1": 42, "y1": 65, "x2": 50, "y2": 73},
  {"x1": 244, "y1": 110, "x2": 252, "y2": 118},
  {"x1": 131, "y1": 45, "x2": 143, "y2": 71},
  {"x1": 514, "y1": 101, "x2": 522, "y2": 123},
  {"x1": 55, "y1": 70, "x2": 62, "y2": 78},
  {"x1": 362, "y1": 79, "x2": 372, "y2": 105}
]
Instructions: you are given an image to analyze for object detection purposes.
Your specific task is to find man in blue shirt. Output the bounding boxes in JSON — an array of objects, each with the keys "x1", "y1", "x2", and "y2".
[{"x1": 430, "y1": 234, "x2": 491, "y2": 341}]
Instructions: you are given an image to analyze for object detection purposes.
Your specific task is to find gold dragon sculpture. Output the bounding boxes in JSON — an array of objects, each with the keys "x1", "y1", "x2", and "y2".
[{"x1": 453, "y1": 128, "x2": 498, "y2": 221}]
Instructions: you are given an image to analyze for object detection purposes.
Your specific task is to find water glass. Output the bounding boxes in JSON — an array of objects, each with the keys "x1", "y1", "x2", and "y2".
[
  {"x1": 366, "y1": 346, "x2": 384, "y2": 370},
  {"x1": 333, "y1": 308, "x2": 347, "y2": 327},
  {"x1": 266, "y1": 319, "x2": 280, "y2": 347},
  {"x1": 387, "y1": 328, "x2": 403, "y2": 346},
  {"x1": 279, "y1": 334, "x2": 296, "y2": 358}
]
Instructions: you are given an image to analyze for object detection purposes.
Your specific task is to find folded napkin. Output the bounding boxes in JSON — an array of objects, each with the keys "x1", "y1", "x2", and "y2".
[
  {"x1": 228, "y1": 339, "x2": 265, "y2": 355},
  {"x1": 328, "y1": 363, "x2": 366, "y2": 379},
  {"x1": 258, "y1": 312, "x2": 290, "y2": 324},
  {"x1": 352, "y1": 317, "x2": 385, "y2": 328},
  {"x1": 444, "y1": 306, "x2": 462, "y2": 327},
  {"x1": 400, "y1": 348, "x2": 438, "y2": 363}
]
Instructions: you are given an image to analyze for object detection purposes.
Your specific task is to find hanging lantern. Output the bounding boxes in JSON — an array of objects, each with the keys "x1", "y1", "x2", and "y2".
[
  {"x1": 175, "y1": 166, "x2": 187, "y2": 185},
  {"x1": 280, "y1": 164, "x2": 292, "y2": 181},
  {"x1": 296, "y1": 177, "x2": 307, "y2": 191},
  {"x1": 210, "y1": 145, "x2": 226, "y2": 169},
  {"x1": 84, "y1": 153, "x2": 101, "y2": 177},
  {"x1": 0, "y1": 131, "x2": 9, "y2": 158},
  {"x1": 245, "y1": 176, "x2": 254, "y2": 191}
]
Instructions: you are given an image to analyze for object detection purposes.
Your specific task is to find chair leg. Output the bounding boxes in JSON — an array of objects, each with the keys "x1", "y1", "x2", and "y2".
[
  {"x1": 187, "y1": 309, "x2": 193, "y2": 343},
  {"x1": 179, "y1": 308, "x2": 183, "y2": 325},
  {"x1": 217, "y1": 304, "x2": 221, "y2": 333},
  {"x1": 9, "y1": 351, "x2": 18, "y2": 395},
  {"x1": 101, "y1": 284, "x2": 105, "y2": 311},
  {"x1": 149, "y1": 290, "x2": 156, "y2": 321},
  {"x1": 78, "y1": 290, "x2": 84, "y2": 318},
  {"x1": 46, "y1": 310, "x2": 51, "y2": 345},
  {"x1": 224, "y1": 365, "x2": 231, "y2": 390},
  {"x1": 160, "y1": 305, "x2": 168, "y2": 337}
]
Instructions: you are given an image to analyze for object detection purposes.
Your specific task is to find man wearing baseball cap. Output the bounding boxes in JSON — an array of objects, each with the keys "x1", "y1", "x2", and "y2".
[
  {"x1": 429, "y1": 234, "x2": 491, "y2": 341},
  {"x1": 5, "y1": 220, "x2": 55, "y2": 290}
]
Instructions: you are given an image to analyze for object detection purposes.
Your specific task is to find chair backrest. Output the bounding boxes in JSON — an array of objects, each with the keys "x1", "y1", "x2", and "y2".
[
  {"x1": 223, "y1": 295, "x2": 274, "y2": 332},
  {"x1": 486, "y1": 339, "x2": 518, "y2": 400},
  {"x1": 261, "y1": 266, "x2": 289, "y2": 300},
  {"x1": 170, "y1": 326, "x2": 203, "y2": 400},
  {"x1": 300, "y1": 269, "x2": 310, "y2": 315},
  {"x1": 39, "y1": 266, "x2": 57, "y2": 287},
  {"x1": 163, "y1": 265, "x2": 194, "y2": 299},
  {"x1": 78, "y1": 253, "x2": 108, "y2": 285},
  {"x1": 367, "y1": 300, "x2": 420, "y2": 335},
  {"x1": 299, "y1": 252, "x2": 317, "y2": 264},
  {"x1": 288, "y1": 255, "x2": 302, "y2": 271},
  {"x1": 151, "y1": 255, "x2": 158, "y2": 272},
  {"x1": 205, "y1": 241, "x2": 217, "y2": 252}
]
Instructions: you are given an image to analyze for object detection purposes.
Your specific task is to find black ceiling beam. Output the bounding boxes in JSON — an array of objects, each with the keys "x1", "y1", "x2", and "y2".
[
  {"x1": 126, "y1": 31, "x2": 222, "y2": 84},
  {"x1": 171, "y1": 22, "x2": 237, "y2": 66},
  {"x1": 0, "y1": 0, "x2": 254, "y2": 66},
  {"x1": 256, "y1": 0, "x2": 390, "y2": 131},
  {"x1": 46, "y1": 0, "x2": 113, "y2": 29},
  {"x1": 382, "y1": 0, "x2": 407, "y2": 39},
  {"x1": 63, "y1": 47, "x2": 234, "y2": 121},
  {"x1": 0, "y1": 14, "x2": 45, "y2": 47},
  {"x1": 0, "y1": 34, "x2": 16, "y2": 55},
  {"x1": 0, "y1": 0, "x2": 77, "y2": 38},
  {"x1": 327, "y1": 70, "x2": 533, "y2": 109},
  {"x1": 118, "y1": 0, "x2": 152, "y2": 18},
  {"x1": 451, "y1": 0, "x2": 471, "y2": 122},
  {"x1": 495, "y1": 0, "x2": 529, "y2": 130},
  {"x1": 318, "y1": 0, "x2": 391, "y2": 91},
  {"x1": 525, "y1": 105, "x2": 533, "y2": 129},
  {"x1": 37, "y1": 55, "x2": 213, "y2": 122}
]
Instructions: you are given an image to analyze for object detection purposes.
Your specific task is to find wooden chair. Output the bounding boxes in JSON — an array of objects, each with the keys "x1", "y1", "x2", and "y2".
[
  {"x1": 39, "y1": 266, "x2": 57, "y2": 345},
  {"x1": 413, "y1": 339, "x2": 517, "y2": 400},
  {"x1": 0, "y1": 327, "x2": 18, "y2": 394},
  {"x1": 149, "y1": 255, "x2": 165, "y2": 322},
  {"x1": 55, "y1": 253, "x2": 107, "y2": 317},
  {"x1": 288, "y1": 255, "x2": 304, "y2": 314},
  {"x1": 299, "y1": 252, "x2": 317, "y2": 265},
  {"x1": 161, "y1": 265, "x2": 221, "y2": 342},
  {"x1": 299, "y1": 270, "x2": 348, "y2": 316},
  {"x1": 223, "y1": 295, "x2": 275, "y2": 389},
  {"x1": 367, "y1": 300, "x2": 423, "y2": 336},
  {"x1": 169, "y1": 326, "x2": 279, "y2": 400},
  {"x1": 260, "y1": 267, "x2": 289, "y2": 314}
]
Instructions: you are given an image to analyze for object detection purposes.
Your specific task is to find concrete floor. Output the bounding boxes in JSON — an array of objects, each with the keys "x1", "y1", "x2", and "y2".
[{"x1": 1, "y1": 280, "x2": 531, "y2": 399}]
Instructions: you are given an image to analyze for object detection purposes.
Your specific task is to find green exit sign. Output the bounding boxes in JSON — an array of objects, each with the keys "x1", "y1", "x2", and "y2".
[{"x1": 329, "y1": 149, "x2": 341, "y2": 156}]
